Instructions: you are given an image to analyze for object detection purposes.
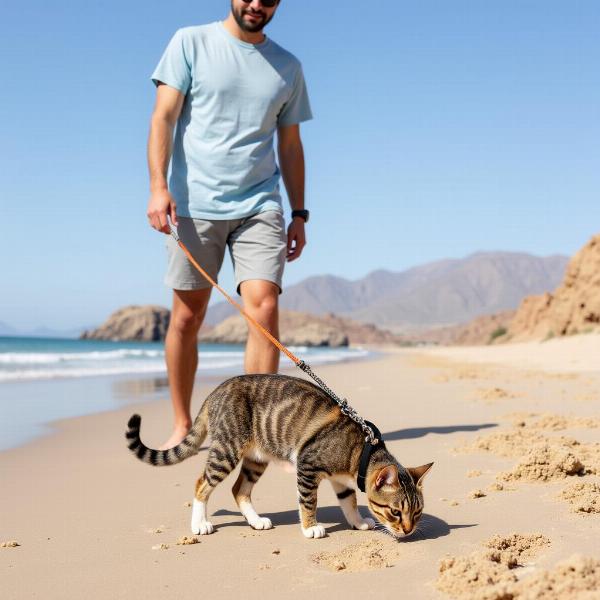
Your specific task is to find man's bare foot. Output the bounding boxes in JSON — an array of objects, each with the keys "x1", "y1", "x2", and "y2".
[{"x1": 158, "y1": 423, "x2": 191, "y2": 450}]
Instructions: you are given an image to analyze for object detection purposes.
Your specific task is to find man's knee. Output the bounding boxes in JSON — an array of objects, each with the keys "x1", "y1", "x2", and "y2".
[
  {"x1": 242, "y1": 282, "x2": 279, "y2": 325},
  {"x1": 170, "y1": 310, "x2": 203, "y2": 336},
  {"x1": 169, "y1": 290, "x2": 210, "y2": 336}
]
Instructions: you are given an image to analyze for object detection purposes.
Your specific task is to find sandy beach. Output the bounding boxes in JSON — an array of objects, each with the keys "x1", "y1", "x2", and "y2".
[{"x1": 2, "y1": 337, "x2": 600, "y2": 599}]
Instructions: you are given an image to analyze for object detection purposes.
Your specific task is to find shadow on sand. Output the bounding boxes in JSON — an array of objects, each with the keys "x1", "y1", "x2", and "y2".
[
  {"x1": 212, "y1": 506, "x2": 475, "y2": 541},
  {"x1": 383, "y1": 423, "x2": 497, "y2": 441}
]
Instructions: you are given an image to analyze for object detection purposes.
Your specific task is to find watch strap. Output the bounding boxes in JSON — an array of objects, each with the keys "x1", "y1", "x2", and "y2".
[{"x1": 291, "y1": 209, "x2": 309, "y2": 223}]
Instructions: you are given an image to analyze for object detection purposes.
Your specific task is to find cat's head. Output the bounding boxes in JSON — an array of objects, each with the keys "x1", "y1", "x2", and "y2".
[{"x1": 366, "y1": 462, "x2": 433, "y2": 538}]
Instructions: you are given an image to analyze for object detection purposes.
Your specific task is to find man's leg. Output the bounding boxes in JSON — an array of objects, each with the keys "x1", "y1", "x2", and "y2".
[
  {"x1": 240, "y1": 280, "x2": 280, "y2": 374},
  {"x1": 160, "y1": 288, "x2": 211, "y2": 449},
  {"x1": 230, "y1": 211, "x2": 286, "y2": 374}
]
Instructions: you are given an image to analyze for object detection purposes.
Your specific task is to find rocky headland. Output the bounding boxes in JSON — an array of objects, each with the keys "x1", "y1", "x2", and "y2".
[
  {"x1": 80, "y1": 305, "x2": 170, "y2": 342},
  {"x1": 81, "y1": 307, "x2": 403, "y2": 347}
]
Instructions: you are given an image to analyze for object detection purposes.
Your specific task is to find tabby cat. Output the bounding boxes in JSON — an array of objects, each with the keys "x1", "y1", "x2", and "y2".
[{"x1": 126, "y1": 374, "x2": 433, "y2": 539}]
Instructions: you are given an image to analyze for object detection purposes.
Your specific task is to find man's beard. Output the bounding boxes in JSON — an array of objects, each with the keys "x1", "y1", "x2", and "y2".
[{"x1": 231, "y1": 2, "x2": 275, "y2": 33}]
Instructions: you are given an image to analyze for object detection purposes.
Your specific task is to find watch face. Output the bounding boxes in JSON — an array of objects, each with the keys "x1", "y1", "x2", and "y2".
[{"x1": 293, "y1": 210, "x2": 309, "y2": 223}]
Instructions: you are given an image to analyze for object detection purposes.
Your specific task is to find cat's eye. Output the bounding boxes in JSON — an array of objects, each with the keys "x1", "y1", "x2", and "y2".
[{"x1": 390, "y1": 508, "x2": 401, "y2": 518}]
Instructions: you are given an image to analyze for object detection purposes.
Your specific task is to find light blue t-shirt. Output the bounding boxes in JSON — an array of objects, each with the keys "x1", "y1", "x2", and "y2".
[{"x1": 151, "y1": 22, "x2": 313, "y2": 220}]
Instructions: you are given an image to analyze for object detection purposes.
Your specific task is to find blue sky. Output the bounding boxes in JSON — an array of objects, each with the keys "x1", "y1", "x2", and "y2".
[{"x1": 1, "y1": 1, "x2": 599, "y2": 331}]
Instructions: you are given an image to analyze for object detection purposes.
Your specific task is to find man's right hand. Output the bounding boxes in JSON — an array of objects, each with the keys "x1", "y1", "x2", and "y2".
[{"x1": 147, "y1": 189, "x2": 178, "y2": 234}]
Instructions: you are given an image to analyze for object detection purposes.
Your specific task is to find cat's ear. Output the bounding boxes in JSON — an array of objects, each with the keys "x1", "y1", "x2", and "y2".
[
  {"x1": 408, "y1": 462, "x2": 434, "y2": 487},
  {"x1": 374, "y1": 465, "x2": 399, "y2": 490}
]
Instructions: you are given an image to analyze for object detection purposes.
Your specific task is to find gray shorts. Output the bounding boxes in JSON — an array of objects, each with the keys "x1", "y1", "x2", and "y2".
[{"x1": 165, "y1": 211, "x2": 287, "y2": 293}]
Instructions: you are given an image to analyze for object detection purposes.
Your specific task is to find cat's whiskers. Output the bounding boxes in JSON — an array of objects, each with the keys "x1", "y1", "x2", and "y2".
[{"x1": 373, "y1": 522, "x2": 400, "y2": 540}]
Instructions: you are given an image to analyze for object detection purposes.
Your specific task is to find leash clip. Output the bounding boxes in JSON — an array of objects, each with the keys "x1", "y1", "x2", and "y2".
[{"x1": 167, "y1": 217, "x2": 179, "y2": 244}]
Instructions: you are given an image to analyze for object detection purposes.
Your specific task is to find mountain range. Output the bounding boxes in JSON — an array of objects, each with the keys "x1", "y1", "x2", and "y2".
[
  {"x1": 204, "y1": 251, "x2": 568, "y2": 333},
  {"x1": 2, "y1": 251, "x2": 569, "y2": 338}
]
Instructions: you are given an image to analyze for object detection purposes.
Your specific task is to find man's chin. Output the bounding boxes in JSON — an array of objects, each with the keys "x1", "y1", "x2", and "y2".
[
  {"x1": 243, "y1": 23, "x2": 265, "y2": 32},
  {"x1": 242, "y1": 13, "x2": 266, "y2": 31}
]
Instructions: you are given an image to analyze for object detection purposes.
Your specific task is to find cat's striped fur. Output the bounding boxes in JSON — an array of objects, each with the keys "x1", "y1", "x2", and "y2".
[{"x1": 126, "y1": 374, "x2": 433, "y2": 539}]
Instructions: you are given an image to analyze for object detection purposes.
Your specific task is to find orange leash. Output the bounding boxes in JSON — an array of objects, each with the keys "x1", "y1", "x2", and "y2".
[{"x1": 168, "y1": 223, "x2": 378, "y2": 445}]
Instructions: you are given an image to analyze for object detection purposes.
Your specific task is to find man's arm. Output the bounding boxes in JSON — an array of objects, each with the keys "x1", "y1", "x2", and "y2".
[
  {"x1": 147, "y1": 83, "x2": 185, "y2": 234},
  {"x1": 278, "y1": 124, "x2": 307, "y2": 262}
]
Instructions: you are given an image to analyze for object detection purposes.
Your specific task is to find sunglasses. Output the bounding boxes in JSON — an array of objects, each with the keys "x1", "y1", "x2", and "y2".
[{"x1": 241, "y1": 0, "x2": 278, "y2": 8}]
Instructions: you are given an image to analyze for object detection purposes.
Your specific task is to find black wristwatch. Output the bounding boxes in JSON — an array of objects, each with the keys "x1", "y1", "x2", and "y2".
[{"x1": 291, "y1": 209, "x2": 309, "y2": 223}]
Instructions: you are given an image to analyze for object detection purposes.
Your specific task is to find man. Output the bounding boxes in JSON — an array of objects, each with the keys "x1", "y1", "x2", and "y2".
[{"x1": 147, "y1": 0, "x2": 312, "y2": 449}]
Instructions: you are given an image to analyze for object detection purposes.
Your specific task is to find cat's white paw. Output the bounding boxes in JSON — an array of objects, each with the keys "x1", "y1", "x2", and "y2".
[
  {"x1": 250, "y1": 516, "x2": 273, "y2": 531},
  {"x1": 191, "y1": 499, "x2": 213, "y2": 535},
  {"x1": 302, "y1": 524, "x2": 327, "y2": 539},
  {"x1": 354, "y1": 517, "x2": 376, "y2": 531},
  {"x1": 191, "y1": 521, "x2": 214, "y2": 535}
]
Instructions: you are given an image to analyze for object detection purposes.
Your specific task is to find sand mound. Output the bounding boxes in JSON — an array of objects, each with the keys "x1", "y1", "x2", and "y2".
[
  {"x1": 461, "y1": 426, "x2": 600, "y2": 483},
  {"x1": 511, "y1": 413, "x2": 600, "y2": 431},
  {"x1": 438, "y1": 552, "x2": 517, "y2": 598},
  {"x1": 438, "y1": 547, "x2": 600, "y2": 600},
  {"x1": 475, "y1": 387, "x2": 518, "y2": 402},
  {"x1": 458, "y1": 430, "x2": 548, "y2": 458},
  {"x1": 514, "y1": 555, "x2": 600, "y2": 599},
  {"x1": 500, "y1": 443, "x2": 585, "y2": 482},
  {"x1": 560, "y1": 481, "x2": 600, "y2": 514},
  {"x1": 151, "y1": 543, "x2": 169, "y2": 550},
  {"x1": 437, "y1": 533, "x2": 550, "y2": 599},
  {"x1": 469, "y1": 489, "x2": 487, "y2": 499},
  {"x1": 501, "y1": 437, "x2": 600, "y2": 482},
  {"x1": 487, "y1": 482, "x2": 516, "y2": 492},
  {"x1": 578, "y1": 443, "x2": 600, "y2": 475},
  {"x1": 176, "y1": 536, "x2": 200, "y2": 545},
  {"x1": 311, "y1": 539, "x2": 399, "y2": 572},
  {"x1": 1, "y1": 541, "x2": 20, "y2": 548},
  {"x1": 485, "y1": 533, "x2": 550, "y2": 566}
]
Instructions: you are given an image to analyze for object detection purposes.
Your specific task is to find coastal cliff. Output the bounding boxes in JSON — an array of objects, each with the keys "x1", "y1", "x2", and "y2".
[
  {"x1": 201, "y1": 310, "x2": 403, "y2": 347},
  {"x1": 506, "y1": 233, "x2": 600, "y2": 341},
  {"x1": 80, "y1": 305, "x2": 170, "y2": 342},
  {"x1": 81, "y1": 307, "x2": 403, "y2": 347}
]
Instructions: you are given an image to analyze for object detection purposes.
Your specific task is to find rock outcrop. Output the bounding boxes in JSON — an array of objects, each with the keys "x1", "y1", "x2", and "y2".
[
  {"x1": 200, "y1": 311, "x2": 403, "y2": 347},
  {"x1": 81, "y1": 306, "x2": 170, "y2": 342},
  {"x1": 80, "y1": 307, "x2": 402, "y2": 347},
  {"x1": 507, "y1": 234, "x2": 600, "y2": 341}
]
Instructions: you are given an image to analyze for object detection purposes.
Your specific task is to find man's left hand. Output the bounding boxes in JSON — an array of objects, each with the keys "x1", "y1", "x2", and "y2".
[{"x1": 286, "y1": 218, "x2": 306, "y2": 262}]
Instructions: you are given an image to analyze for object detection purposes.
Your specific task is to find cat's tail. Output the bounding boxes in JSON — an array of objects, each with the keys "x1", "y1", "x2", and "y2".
[{"x1": 125, "y1": 402, "x2": 209, "y2": 466}]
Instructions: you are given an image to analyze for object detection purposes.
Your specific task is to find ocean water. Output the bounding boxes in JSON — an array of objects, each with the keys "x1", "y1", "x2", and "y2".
[
  {"x1": 0, "y1": 337, "x2": 369, "y2": 382},
  {"x1": 0, "y1": 336, "x2": 372, "y2": 451}
]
